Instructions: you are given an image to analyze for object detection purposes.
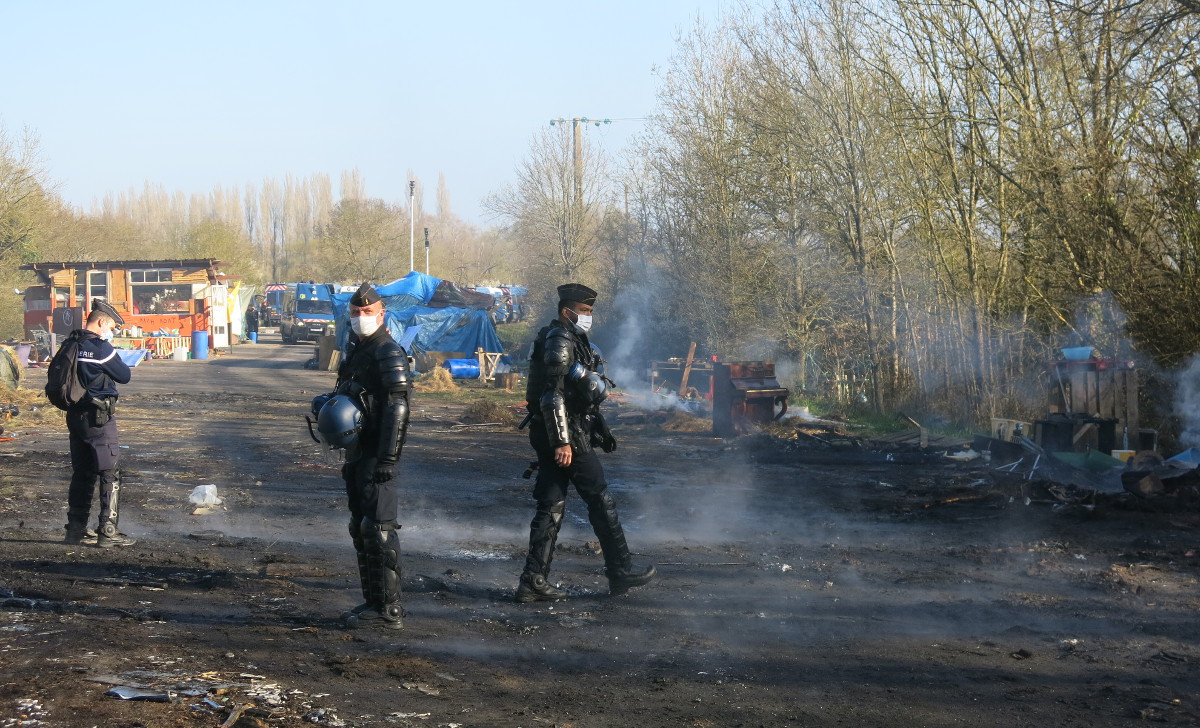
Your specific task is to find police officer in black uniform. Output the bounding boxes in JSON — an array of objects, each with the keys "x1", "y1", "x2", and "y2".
[
  {"x1": 64, "y1": 299, "x2": 135, "y2": 548},
  {"x1": 517, "y1": 283, "x2": 656, "y2": 602},
  {"x1": 331, "y1": 282, "x2": 412, "y2": 629},
  {"x1": 244, "y1": 303, "x2": 259, "y2": 340}
]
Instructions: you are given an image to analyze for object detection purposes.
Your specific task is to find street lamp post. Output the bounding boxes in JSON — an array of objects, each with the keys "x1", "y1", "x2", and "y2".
[
  {"x1": 424, "y1": 227, "x2": 430, "y2": 275},
  {"x1": 408, "y1": 181, "x2": 416, "y2": 273}
]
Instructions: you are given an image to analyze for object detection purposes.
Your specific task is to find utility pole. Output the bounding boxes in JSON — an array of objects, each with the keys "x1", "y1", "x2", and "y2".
[
  {"x1": 550, "y1": 117, "x2": 611, "y2": 213},
  {"x1": 408, "y1": 180, "x2": 416, "y2": 273},
  {"x1": 549, "y1": 117, "x2": 613, "y2": 275},
  {"x1": 424, "y1": 227, "x2": 430, "y2": 275}
]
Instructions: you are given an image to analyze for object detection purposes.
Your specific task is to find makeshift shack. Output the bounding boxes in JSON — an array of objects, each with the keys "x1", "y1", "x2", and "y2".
[{"x1": 19, "y1": 259, "x2": 232, "y2": 353}]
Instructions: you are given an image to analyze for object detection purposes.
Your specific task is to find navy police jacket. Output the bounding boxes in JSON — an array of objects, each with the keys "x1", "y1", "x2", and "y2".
[{"x1": 74, "y1": 330, "x2": 132, "y2": 402}]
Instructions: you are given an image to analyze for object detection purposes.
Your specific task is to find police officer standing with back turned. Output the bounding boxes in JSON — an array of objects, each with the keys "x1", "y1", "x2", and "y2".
[
  {"x1": 517, "y1": 283, "x2": 656, "y2": 602},
  {"x1": 63, "y1": 299, "x2": 136, "y2": 547},
  {"x1": 323, "y1": 282, "x2": 412, "y2": 629}
]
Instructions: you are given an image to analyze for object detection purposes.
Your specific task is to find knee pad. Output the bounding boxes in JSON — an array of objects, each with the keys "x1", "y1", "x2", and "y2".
[
  {"x1": 361, "y1": 518, "x2": 401, "y2": 567},
  {"x1": 538, "y1": 500, "x2": 566, "y2": 526}
]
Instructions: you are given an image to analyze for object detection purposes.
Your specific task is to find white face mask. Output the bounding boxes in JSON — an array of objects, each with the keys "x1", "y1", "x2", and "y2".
[
  {"x1": 101, "y1": 329, "x2": 115, "y2": 342},
  {"x1": 351, "y1": 315, "x2": 381, "y2": 338},
  {"x1": 573, "y1": 313, "x2": 593, "y2": 334}
]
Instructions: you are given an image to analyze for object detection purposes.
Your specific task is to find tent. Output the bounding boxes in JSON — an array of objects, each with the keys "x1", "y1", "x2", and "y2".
[{"x1": 331, "y1": 272, "x2": 508, "y2": 371}]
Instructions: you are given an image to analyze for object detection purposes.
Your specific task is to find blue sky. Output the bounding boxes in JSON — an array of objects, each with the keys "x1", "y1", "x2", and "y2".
[{"x1": 4, "y1": 1, "x2": 731, "y2": 226}]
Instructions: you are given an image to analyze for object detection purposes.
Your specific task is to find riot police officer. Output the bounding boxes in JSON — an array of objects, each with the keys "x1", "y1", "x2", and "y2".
[
  {"x1": 322, "y1": 282, "x2": 412, "y2": 629},
  {"x1": 64, "y1": 299, "x2": 135, "y2": 547},
  {"x1": 517, "y1": 283, "x2": 656, "y2": 602}
]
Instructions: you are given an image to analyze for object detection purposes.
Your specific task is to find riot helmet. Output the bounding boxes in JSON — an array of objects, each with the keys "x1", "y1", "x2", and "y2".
[
  {"x1": 567, "y1": 362, "x2": 608, "y2": 405},
  {"x1": 316, "y1": 394, "x2": 363, "y2": 449}
]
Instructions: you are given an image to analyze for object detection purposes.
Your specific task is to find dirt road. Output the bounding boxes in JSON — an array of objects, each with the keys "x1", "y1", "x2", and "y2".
[{"x1": 1, "y1": 336, "x2": 1198, "y2": 727}]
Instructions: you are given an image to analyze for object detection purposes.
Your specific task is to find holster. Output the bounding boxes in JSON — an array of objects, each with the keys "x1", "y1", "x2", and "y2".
[{"x1": 90, "y1": 397, "x2": 115, "y2": 427}]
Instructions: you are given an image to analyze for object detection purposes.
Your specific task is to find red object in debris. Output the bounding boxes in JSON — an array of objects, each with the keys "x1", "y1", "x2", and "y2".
[{"x1": 712, "y1": 361, "x2": 789, "y2": 438}]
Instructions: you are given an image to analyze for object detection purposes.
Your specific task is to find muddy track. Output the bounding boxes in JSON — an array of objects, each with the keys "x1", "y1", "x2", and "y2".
[{"x1": 1, "y1": 335, "x2": 1199, "y2": 727}]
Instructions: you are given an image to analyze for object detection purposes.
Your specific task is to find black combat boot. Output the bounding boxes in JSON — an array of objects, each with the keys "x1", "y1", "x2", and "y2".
[
  {"x1": 344, "y1": 519, "x2": 404, "y2": 630},
  {"x1": 587, "y1": 491, "x2": 656, "y2": 595},
  {"x1": 340, "y1": 518, "x2": 373, "y2": 621},
  {"x1": 63, "y1": 509, "x2": 97, "y2": 545},
  {"x1": 516, "y1": 500, "x2": 568, "y2": 603},
  {"x1": 95, "y1": 473, "x2": 136, "y2": 548}
]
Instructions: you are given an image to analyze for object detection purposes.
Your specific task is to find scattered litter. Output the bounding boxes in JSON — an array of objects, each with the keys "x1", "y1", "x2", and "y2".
[
  {"x1": 390, "y1": 713, "x2": 432, "y2": 719},
  {"x1": 303, "y1": 707, "x2": 347, "y2": 725},
  {"x1": 188, "y1": 530, "x2": 226, "y2": 540},
  {"x1": 189, "y1": 484, "x2": 223, "y2": 506},
  {"x1": 8, "y1": 698, "x2": 48, "y2": 724},
  {"x1": 105, "y1": 685, "x2": 173, "y2": 702},
  {"x1": 945, "y1": 449, "x2": 980, "y2": 462},
  {"x1": 401, "y1": 682, "x2": 441, "y2": 696}
]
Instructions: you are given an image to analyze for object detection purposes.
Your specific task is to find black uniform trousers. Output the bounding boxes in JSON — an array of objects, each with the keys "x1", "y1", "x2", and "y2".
[
  {"x1": 529, "y1": 423, "x2": 607, "y2": 504},
  {"x1": 342, "y1": 439, "x2": 398, "y2": 525},
  {"x1": 66, "y1": 408, "x2": 120, "y2": 515}
]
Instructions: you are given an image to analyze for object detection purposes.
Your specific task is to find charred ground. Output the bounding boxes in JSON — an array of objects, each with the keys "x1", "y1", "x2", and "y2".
[{"x1": 1, "y1": 338, "x2": 1198, "y2": 727}]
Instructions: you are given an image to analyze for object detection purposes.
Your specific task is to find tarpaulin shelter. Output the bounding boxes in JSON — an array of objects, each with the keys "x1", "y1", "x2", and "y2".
[{"x1": 331, "y1": 272, "x2": 507, "y2": 371}]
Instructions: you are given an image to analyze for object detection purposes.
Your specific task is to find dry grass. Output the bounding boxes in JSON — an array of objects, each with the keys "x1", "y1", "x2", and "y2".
[
  {"x1": 461, "y1": 398, "x2": 521, "y2": 426},
  {"x1": 414, "y1": 366, "x2": 459, "y2": 392},
  {"x1": 0, "y1": 383, "x2": 64, "y2": 430},
  {"x1": 660, "y1": 410, "x2": 711, "y2": 433},
  {"x1": 0, "y1": 345, "x2": 24, "y2": 390}
]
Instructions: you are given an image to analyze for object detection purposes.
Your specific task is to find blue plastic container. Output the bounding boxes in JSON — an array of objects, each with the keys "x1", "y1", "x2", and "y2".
[
  {"x1": 443, "y1": 358, "x2": 480, "y2": 379},
  {"x1": 191, "y1": 330, "x2": 210, "y2": 360},
  {"x1": 1061, "y1": 346, "x2": 1094, "y2": 361},
  {"x1": 248, "y1": 331, "x2": 258, "y2": 343}
]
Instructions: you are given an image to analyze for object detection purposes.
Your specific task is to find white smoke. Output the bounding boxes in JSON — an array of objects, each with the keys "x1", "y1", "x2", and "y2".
[
  {"x1": 601, "y1": 277, "x2": 704, "y2": 413},
  {"x1": 1175, "y1": 353, "x2": 1200, "y2": 448}
]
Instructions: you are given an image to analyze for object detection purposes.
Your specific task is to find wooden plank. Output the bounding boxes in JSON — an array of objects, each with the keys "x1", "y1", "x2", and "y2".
[
  {"x1": 679, "y1": 342, "x2": 698, "y2": 396},
  {"x1": 172, "y1": 268, "x2": 210, "y2": 284},
  {"x1": 1097, "y1": 369, "x2": 1116, "y2": 419},
  {"x1": 109, "y1": 269, "x2": 129, "y2": 310},
  {"x1": 1070, "y1": 370, "x2": 1098, "y2": 415},
  {"x1": 1087, "y1": 370, "x2": 1099, "y2": 415},
  {"x1": 1124, "y1": 369, "x2": 1139, "y2": 435}
]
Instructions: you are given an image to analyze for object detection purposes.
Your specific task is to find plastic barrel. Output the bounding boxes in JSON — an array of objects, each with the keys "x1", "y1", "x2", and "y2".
[
  {"x1": 248, "y1": 331, "x2": 258, "y2": 343},
  {"x1": 443, "y1": 358, "x2": 480, "y2": 379},
  {"x1": 191, "y1": 331, "x2": 210, "y2": 360}
]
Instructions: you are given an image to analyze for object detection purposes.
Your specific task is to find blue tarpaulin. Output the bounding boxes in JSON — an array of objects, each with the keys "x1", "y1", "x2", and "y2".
[
  {"x1": 116, "y1": 349, "x2": 151, "y2": 367},
  {"x1": 332, "y1": 272, "x2": 509, "y2": 370}
]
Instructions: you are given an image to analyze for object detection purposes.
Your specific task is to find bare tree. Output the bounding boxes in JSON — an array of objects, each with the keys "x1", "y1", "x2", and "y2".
[{"x1": 487, "y1": 123, "x2": 613, "y2": 296}]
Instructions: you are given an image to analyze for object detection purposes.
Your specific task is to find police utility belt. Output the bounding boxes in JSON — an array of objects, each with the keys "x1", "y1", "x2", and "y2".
[{"x1": 78, "y1": 396, "x2": 116, "y2": 426}]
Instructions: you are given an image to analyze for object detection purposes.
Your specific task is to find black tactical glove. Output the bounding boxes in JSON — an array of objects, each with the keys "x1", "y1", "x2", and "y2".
[
  {"x1": 372, "y1": 465, "x2": 395, "y2": 484},
  {"x1": 591, "y1": 411, "x2": 617, "y2": 453},
  {"x1": 600, "y1": 432, "x2": 617, "y2": 453}
]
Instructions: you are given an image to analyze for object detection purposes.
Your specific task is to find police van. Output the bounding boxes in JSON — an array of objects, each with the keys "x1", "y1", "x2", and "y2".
[{"x1": 281, "y1": 282, "x2": 336, "y2": 343}]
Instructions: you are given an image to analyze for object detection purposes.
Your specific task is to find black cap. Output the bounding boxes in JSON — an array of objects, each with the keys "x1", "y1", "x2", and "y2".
[
  {"x1": 350, "y1": 281, "x2": 382, "y2": 307},
  {"x1": 91, "y1": 298, "x2": 124, "y2": 326},
  {"x1": 557, "y1": 283, "x2": 597, "y2": 306}
]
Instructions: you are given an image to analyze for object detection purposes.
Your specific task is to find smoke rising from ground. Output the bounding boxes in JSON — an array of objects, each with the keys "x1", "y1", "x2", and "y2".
[{"x1": 1174, "y1": 353, "x2": 1200, "y2": 448}]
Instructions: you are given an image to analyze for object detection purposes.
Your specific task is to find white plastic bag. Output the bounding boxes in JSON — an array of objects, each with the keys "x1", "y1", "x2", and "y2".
[{"x1": 189, "y1": 484, "x2": 223, "y2": 506}]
